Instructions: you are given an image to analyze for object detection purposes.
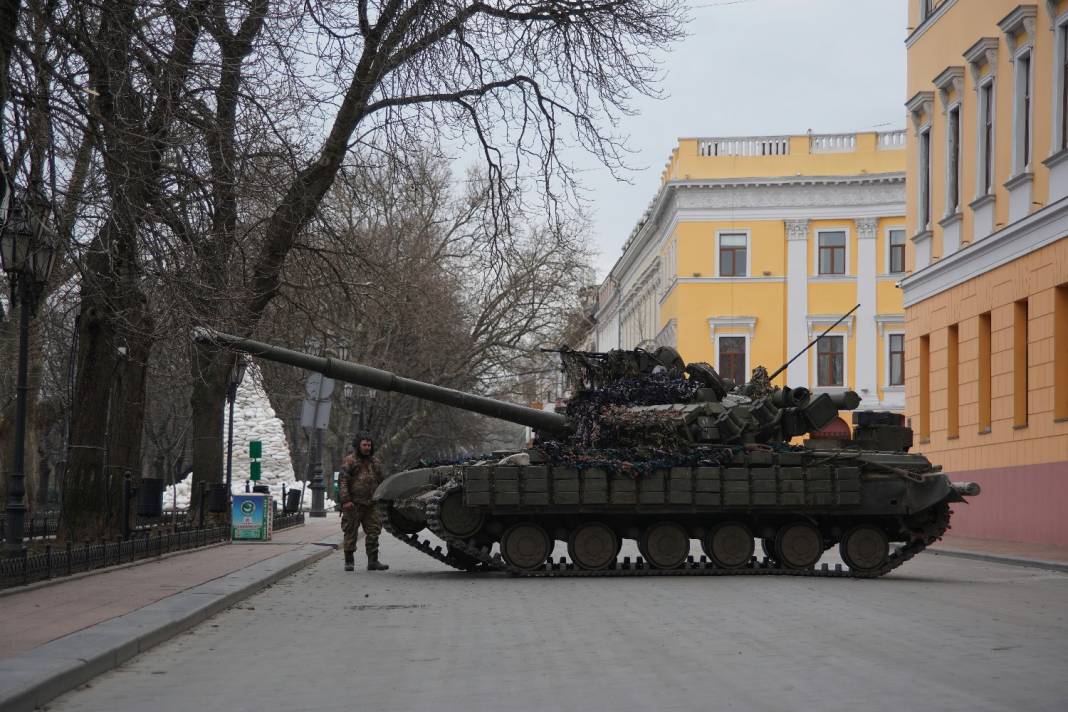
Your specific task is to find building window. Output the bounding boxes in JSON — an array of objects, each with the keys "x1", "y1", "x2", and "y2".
[
  {"x1": 946, "y1": 105, "x2": 961, "y2": 214},
  {"x1": 888, "y1": 229, "x2": 906, "y2": 273},
  {"x1": 1055, "y1": 283, "x2": 1068, "y2": 420},
  {"x1": 919, "y1": 126, "x2": 931, "y2": 230},
  {"x1": 816, "y1": 335, "x2": 844, "y2": 387},
  {"x1": 1014, "y1": 299, "x2": 1028, "y2": 427},
  {"x1": 1061, "y1": 24, "x2": 1068, "y2": 151},
  {"x1": 888, "y1": 333, "x2": 905, "y2": 386},
  {"x1": 718, "y1": 233, "x2": 747, "y2": 277},
  {"x1": 718, "y1": 336, "x2": 747, "y2": 384},
  {"x1": 979, "y1": 81, "x2": 995, "y2": 194},
  {"x1": 817, "y1": 230, "x2": 846, "y2": 275},
  {"x1": 919, "y1": 0, "x2": 933, "y2": 22},
  {"x1": 978, "y1": 312, "x2": 992, "y2": 432},
  {"x1": 919, "y1": 334, "x2": 930, "y2": 441},
  {"x1": 947, "y1": 324, "x2": 959, "y2": 439},
  {"x1": 1014, "y1": 49, "x2": 1032, "y2": 172}
]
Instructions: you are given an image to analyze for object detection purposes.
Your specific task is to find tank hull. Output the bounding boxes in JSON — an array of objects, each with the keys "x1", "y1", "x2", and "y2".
[{"x1": 375, "y1": 447, "x2": 967, "y2": 578}]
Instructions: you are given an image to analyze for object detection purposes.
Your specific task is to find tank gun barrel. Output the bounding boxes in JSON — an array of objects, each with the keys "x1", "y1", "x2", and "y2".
[{"x1": 194, "y1": 328, "x2": 570, "y2": 434}]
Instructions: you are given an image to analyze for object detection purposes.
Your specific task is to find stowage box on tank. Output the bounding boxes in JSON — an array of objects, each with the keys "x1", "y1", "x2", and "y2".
[{"x1": 196, "y1": 327, "x2": 980, "y2": 578}]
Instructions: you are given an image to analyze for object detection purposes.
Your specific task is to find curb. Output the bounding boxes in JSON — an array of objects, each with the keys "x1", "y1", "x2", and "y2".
[
  {"x1": 924, "y1": 547, "x2": 1068, "y2": 574},
  {"x1": 0, "y1": 541, "x2": 335, "y2": 712}
]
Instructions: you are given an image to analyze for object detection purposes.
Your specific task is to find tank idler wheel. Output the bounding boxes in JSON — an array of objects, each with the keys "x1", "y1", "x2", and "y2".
[
  {"x1": 446, "y1": 545, "x2": 483, "y2": 571},
  {"x1": 640, "y1": 522, "x2": 689, "y2": 569},
  {"x1": 775, "y1": 522, "x2": 823, "y2": 569},
  {"x1": 840, "y1": 525, "x2": 890, "y2": 573},
  {"x1": 438, "y1": 490, "x2": 485, "y2": 539},
  {"x1": 702, "y1": 521, "x2": 754, "y2": 569},
  {"x1": 568, "y1": 522, "x2": 618, "y2": 570},
  {"x1": 501, "y1": 523, "x2": 553, "y2": 571},
  {"x1": 387, "y1": 506, "x2": 424, "y2": 535}
]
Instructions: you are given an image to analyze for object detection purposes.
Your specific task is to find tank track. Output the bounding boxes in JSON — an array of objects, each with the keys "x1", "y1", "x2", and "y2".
[
  {"x1": 377, "y1": 501, "x2": 489, "y2": 572},
  {"x1": 420, "y1": 479, "x2": 952, "y2": 579}
]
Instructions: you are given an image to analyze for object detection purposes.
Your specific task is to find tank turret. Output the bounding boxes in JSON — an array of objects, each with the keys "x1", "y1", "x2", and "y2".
[{"x1": 194, "y1": 328, "x2": 862, "y2": 449}]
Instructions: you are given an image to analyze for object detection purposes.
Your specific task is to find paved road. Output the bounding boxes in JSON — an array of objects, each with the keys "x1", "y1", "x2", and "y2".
[{"x1": 48, "y1": 536, "x2": 1068, "y2": 712}]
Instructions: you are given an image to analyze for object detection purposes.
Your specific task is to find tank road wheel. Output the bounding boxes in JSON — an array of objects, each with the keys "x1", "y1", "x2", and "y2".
[
  {"x1": 438, "y1": 490, "x2": 485, "y2": 539},
  {"x1": 702, "y1": 522, "x2": 754, "y2": 569},
  {"x1": 501, "y1": 523, "x2": 553, "y2": 571},
  {"x1": 640, "y1": 522, "x2": 690, "y2": 569},
  {"x1": 775, "y1": 522, "x2": 823, "y2": 570},
  {"x1": 840, "y1": 525, "x2": 890, "y2": 573},
  {"x1": 568, "y1": 522, "x2": 618, "y2": 570}
]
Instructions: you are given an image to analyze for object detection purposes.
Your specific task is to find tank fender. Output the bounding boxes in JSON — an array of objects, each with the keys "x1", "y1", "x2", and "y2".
[
  {"x1": 374, "y1": 466, "x2": 455, "y2": 502},
  {"x1": 903, "y1": 474, "x2": 956, "y2": 512}
]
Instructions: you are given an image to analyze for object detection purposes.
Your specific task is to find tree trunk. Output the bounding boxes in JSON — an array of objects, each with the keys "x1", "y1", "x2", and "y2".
[
  {"x1": 62, "y1": 261, "x2": 153, "y2": 542},
  {"x1": 188, "y1": 340, "x2": 231, "y2": 520}
]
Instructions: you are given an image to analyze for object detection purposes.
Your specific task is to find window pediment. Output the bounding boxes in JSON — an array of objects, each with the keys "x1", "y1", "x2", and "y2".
[
  {"x1": 998, "y1": 5, "x2": 1038, "y2": 53},
  {"x1": 964, "y1": 37, "x2": 999, "y2": 82},
  {"x1": 907, "y1": 91, "x2": 935, "y2": 131},
  {"x1": 933, "y1": 66, "x2": 965, "y2": 110}
]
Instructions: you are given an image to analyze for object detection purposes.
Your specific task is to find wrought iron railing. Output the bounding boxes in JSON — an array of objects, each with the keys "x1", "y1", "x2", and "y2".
[
  {"x1": 0, "y1": 512, "x2": 305, "y2": 589},
  {"x1": 2, "y1": 508, "x2": 306, "y2": 542}
]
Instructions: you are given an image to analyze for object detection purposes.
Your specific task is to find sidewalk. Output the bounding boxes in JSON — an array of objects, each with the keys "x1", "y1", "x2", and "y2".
[
  {"x1": 927, "y1": 533, "x2": 1068, "y2": 573},
  {"x1": 0, "y1": 516, "x2": 341, "y2": 712}
]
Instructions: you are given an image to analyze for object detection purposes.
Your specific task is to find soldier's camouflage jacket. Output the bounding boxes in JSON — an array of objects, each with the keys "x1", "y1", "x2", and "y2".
[{"x1": 338, "y1": 454, "x2": 384, "y2": 505}]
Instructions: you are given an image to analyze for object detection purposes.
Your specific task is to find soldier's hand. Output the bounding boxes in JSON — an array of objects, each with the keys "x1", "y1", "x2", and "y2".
[{"x1": 342, "y1": 501, "x2": 354, "y2": 511}]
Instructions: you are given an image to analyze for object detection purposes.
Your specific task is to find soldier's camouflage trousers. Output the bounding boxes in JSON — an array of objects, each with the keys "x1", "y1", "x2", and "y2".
[{"x1": 341, "y1": 503, "x2": 381, "y2": 556}]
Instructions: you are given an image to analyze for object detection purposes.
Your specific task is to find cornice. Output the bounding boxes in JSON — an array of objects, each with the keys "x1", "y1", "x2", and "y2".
[
  {"x1": 901, "y1": 195, "x2": 1068, "y2": 307},
  {"x1": 905, "y1": 0, "x2": 959, "y2": 48}
]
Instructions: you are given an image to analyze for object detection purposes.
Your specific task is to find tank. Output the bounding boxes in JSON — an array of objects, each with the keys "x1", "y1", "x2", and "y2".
[{"x1": 194, "y1": 327, "x2": 981, "y2": 578}]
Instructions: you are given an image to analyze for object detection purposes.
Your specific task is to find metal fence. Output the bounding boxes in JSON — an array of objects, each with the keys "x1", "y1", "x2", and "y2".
[
  {"x1": 1, "y1": 508, "x2": 306, "y2": 542},
  {"x1": 0, "y1": 511, "x2": 305, "y2": 589}
]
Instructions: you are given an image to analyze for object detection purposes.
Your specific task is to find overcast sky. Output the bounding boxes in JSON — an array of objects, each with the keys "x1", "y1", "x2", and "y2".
[{"x1": 582, "y1": 0, "x2": 908, "y2": 278}]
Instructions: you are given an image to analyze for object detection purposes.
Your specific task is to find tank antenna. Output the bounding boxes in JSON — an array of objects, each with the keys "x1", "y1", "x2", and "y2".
[{"x1": 767, "y1": 303, "x2": 860, "y2": 383}]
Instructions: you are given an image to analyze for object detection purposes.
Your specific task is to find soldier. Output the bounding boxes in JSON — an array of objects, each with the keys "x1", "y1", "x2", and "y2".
[{"x1": 338, "y1": 433, "x2": 390, "y2": 572}]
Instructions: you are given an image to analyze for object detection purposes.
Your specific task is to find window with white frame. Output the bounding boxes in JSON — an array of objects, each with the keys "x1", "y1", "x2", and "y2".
[
  {"x1": 1058, "y1": 19, "x2": 1068, "y2": 152},
  {"x1": 978, "y1": 79, "x2": 995, "y2": 194},
  {"x1": 816, "y1": 335, "x2": 845, "y2": 387},
  {"x1": 919, "y1": 126, "x2": 932, "y2": 229},
  {"x1": 919, "y1": 0, "x2": 933, "y2": 23},
  {"x1": 946, "y1": 104, "x2": 961, "y2": 214},
  {"x1": 717, "y1": 232, "x2": 748, "y2": 277},
  {"x1": 717, "y1": 335, "x2": 747, "y2": 384},
  {"x1": 888, "y1": 229, "x2": 906, "y2": 273},
  {"x1": 1014, "y1": 47, "x2": 1033, "y2": 173},
  {"x1": 817, "y1": 230, "x2": 847, "y2": 275},
  {"x1": 888, "y1": 333, "x2": 905, "y2": 386}
]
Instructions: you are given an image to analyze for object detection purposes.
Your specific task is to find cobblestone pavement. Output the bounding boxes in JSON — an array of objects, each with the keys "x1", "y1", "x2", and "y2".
[{"x1": 47, "y1": 536, "x2": 1068, "y2": 712}]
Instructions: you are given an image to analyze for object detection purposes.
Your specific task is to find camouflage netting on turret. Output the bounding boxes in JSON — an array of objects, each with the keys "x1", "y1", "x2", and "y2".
[
  {"x1": 562, "y1": 375, "x2": 701, "y2": 448},
  {"x1": 537, "y1": 441, "x2": 735, "y2": 477}
]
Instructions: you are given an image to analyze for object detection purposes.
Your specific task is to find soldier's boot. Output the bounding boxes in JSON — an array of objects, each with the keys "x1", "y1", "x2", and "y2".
[
  {"x1": 344, "y1": 550, "x2": 355, "y2": 572},
  {"x1": 366, "y1": 553, "x2": 389, "y2": 571}
]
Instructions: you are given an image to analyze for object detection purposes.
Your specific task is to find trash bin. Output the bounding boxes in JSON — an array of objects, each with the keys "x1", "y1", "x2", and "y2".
[
  {"x1": 285, "y1": 488, "x2": 302, "y2": 513},
  {"x1": 136, "y1": 477, "x2": 164, "y2": 517},
  {"x1": 207, "y1": 483, "x2": 229, "y2": 513},
  {"x1": 252, "y1": 484, "x2": 270, "y2": 495}
]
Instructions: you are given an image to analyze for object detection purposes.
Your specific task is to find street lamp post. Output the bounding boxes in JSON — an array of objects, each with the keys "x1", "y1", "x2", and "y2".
[
  {"x1": 224, "y1": 355, "x2": 248, "y2": 525},
  {"x1": 1, "y1": 180, "x2": 58, "y2": 555}
]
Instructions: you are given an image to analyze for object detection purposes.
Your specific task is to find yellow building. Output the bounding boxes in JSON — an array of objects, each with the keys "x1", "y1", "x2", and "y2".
[
  {"x1": 903, "y1": 1, "x2": 1068, "y2": 546},
  {"x1": 595, "y1": 130, "x2": 908, "y2": 413}
]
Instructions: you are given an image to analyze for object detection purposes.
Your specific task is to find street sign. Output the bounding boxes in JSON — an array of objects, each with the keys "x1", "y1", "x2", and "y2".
[
  {"x1": 300, "y1": 397, "x2": 333, "y2": 430},
  {"x1": 304, "y1": 373, "x2": 335, "y2": 400},
  {"x1": 250, "y1": 461, "x2": 262, "y2": 481},
  {"x1": 249, "y1": 440, "x2": 262, "y2": 458},
  {"x1": 231, "y1": 493, "x2": 272, "y2": 541}
]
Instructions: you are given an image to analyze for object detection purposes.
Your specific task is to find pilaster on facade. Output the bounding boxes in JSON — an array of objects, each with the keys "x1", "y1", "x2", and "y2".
[
  {"x1": 854, "y1": 218, "x2": 879, "y2": 408},
  {"x1": 785, "y1": 219, "x2": 810, "y2": 388}
]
